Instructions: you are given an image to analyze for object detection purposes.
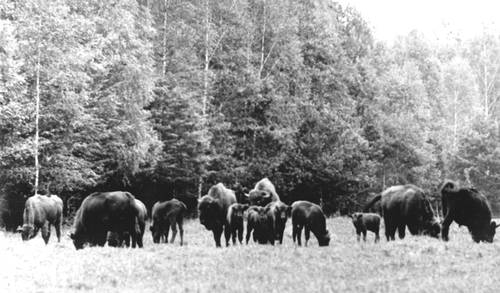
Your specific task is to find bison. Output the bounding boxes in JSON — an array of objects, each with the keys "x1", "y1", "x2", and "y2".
[
  {"x1": 21, "y1": 194, "x2": 63, "y2": 244},
  {"x1": 291, "y1": 201, "x2": 330, "y2": 247},
  {"x1": 227, "y1": 203, "x2": 249, "y2": 245},
  {"x1": 70, "y1": 191, "x2": 140, "y2": 250},
  {"x1": 150, "y1": 198, "x2": 187, "y2": 245},
  {"x1": 440, "y1": 180, "x2": 499, "y2": 243},
  {"x1": 245, "y1": 178, "x2": 280, "y2": 207},
  {"x1": 198, "y1": 183, "x2": 237, "y2": 247},
  {"x1": 246, "y1": 206, "x2": 275, "y2": 245},
  {"x1": 364, "y1": 185, "x2": 440, "y2": 241},
  {"x1": 265, "y1": 201, "x2": 291, "y2": 244},
  {"x1": 350, "y1": 212, "x2": 380, "y2": 243},
  {"x1": 108, "y1": 198, "x2": 147, "y2": 248}
]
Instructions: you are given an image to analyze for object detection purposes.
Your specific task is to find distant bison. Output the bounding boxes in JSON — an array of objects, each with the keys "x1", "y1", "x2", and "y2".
[
  {"x1": 227, "y1": 203, "x2": 249, "y2": 244},
  {"x1": 291, "y1": 201, "x2": 330, "y2": 247},
  {"x1": 440, "y1": 180, "x2": 499, "y2": 243},
  {"x1": 21, "y1": 194, "x2": 63, "y2": 244},
  {"x1": 150, "y1": 198, "x2": 187, "y2": 245},
  {"x1": 246, "y1": 206, "x2": 275, "y2": 245},
  {"x1": 266, "y1": 201, "x2": 291, "y2": 244},
  {"x1": 70, "y1": 191, "x2": 140, "y2": 250},
  {"x1": 108, "y1": 198, "x2": 147, "y2": 248},
  {"x1": 246, "y1": 178, "x2": 280, "y2": 206},
  {"x1": 364, "y1": 185, "x2": 440, "y2": 241},
  {"x1": 350, "y1": 212, "x2": 380, "y2": 243},
  {"x1": 198, "y1": 183, "x2": 237, "y2": 247}
]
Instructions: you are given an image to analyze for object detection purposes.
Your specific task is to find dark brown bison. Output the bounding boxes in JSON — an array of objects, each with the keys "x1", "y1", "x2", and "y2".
[
  {"x1": 291, "y1": 201, "x2": 330, "y2": 247},
  {"x1": 227, "y1": 203, "x2": 249, "y2": 244},
  {"x1": 364, "y1": 185, "x2": 440, "y2": 241},
  {"x1": 350, "y1": 212, "x2": 380, "y2": 243},
  {"x1": 265, "y1": 201, "x2": 291, "y2": 244},
  {"x1": 70, "y1": 191, "x2": 140, "y2": 250},
  {"x1": 246, "y1": 206, "x2": 275, "y2": 245},
  {"x1": 150, "y1": 198, "x2": 187, "y2": 245},
  {"x1": 245, "y1": 178, "x2": 280, "y2": 206},
  {"x1": 440, "y1": 180, "x2": 499, "y2": 243},
  {"x1": 198, "y1": 183, "x2": 237, "y2": 247},
  {"x1": 108, "y1": 198, "x2": 147, "y2": 248},
  {"x1": 21, "y1": 194, "x2": 63, "y2": 244}
]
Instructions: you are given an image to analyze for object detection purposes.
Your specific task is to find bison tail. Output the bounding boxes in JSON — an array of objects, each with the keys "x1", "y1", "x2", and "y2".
[
  {"x1": 363, "y1": 194, "x2": 381, "y2": 212},
  {"x1": 439, "y1": 180, "x2": 458, "y2": 195}
]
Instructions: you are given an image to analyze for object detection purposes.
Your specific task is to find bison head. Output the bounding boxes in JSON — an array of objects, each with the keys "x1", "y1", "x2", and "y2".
[
  {"x1": 198, "y1": 197, "x2": 222, "y2": 231},
  {"x1": 472, "y1": 221, "x2": 500, "y2": 243},
  {"x1": 246, "y1": 190, "x2": 273, "y2": 207},
  {"x1": 422, "y1": 219, "x2": 441, "y2": 238},
  {"x1": 70, "y1": 232, "x2": 85, "y2": 250},
  {"x1": 150, "y1": 224, "x2": 163, "y2": 244},
  {"x1": 318, "y1": 230, "x2": 331, "y2": 247},
  {"x1": 21, "y1": 225, "x2": 34, "y2": 241}
]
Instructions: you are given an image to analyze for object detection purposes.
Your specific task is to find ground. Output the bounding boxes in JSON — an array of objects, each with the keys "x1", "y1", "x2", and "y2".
[{"x1": 2, "y1": 218, "x2": 500, "y2": 293}]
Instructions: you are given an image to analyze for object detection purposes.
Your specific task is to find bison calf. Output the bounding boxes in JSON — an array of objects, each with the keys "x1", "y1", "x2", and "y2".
[
  {"x1": 227, "y1": 203, "x2": 249, "y2": 245},
  {"x1": 351, "y1": 212, "x2": 380, "y2": 243},
  {"x1": 150, "y1": 198, "x2": 187, "y2": 246},
  {"x1": 266, "y1": 201, "x2": 291, "y2": 244},
  {"x1": 246, "y1": 206, "x2": 274, "y2": 245},
  {"x1": 291, "y1": 201, "x2": 330, "y2": 247}
]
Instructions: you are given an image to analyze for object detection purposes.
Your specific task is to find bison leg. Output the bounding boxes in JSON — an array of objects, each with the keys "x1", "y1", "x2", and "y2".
[
  {"x1": 304, "y1": 226, "x2": 310, "y2": 247},
  {"x1": 41, "y1": 224, "x2": 50, "y2": 245},
  {"x1": 362, "y1": 230, "x2": 367, "y2": 242},
  {"x1": 169, "y1": 221, "x2": 178, "y2": 244},
  {"x1": 237, "y1": 225, "x2": 243, "y2": 244},
  {"x1": 294, "y1": 225, "x2": 303, "y2": 246},
  {"x1": 246, "y1": 223, "x2": 253, "y2": 244},
  {"x1": 224, "y1": 224, "x2": 231, "y2": 247},
  {"x1": 178, "y1": 218, "x2": 184, "y2": 246},
  {"x1": 374, "y1": 228, "x2": 380, "y2": 243},
  {"x1": 55, "y1": 221, "x2": 61, "y2": 243},
  {"x1": 397, "y1": 224, "x2": 406, "y2": 239},
  {"x1": 213, "y1": 227, "x2": 223, "y2": 247},
  {"x1": 385, "y1": 220, "x2": 396, "y2": 241}
]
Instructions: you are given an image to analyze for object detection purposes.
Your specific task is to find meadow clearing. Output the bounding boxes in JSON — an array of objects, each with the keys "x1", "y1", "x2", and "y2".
[{"x1": 2, "y1": 217, "x2": 500, "y2": 293}]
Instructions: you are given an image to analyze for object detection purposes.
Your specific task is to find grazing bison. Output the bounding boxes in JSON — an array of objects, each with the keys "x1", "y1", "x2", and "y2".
[
  {"x1": 150, "y1": 198, "x2": 187, "y2": 245},
  {"x1": 440, "y1": 180, "x2": 499, "y2": 243},
  {"x1": 245, "y1": 178, "x2": 280, "y2": 207},
  {"x1": 108, "y1": 198, "x2": 147, "y2": 248},
  {"x1": 291, "y1": 201, "x2": 330, "y2": 247},
  {"x1": 21, "y1": 194, "x2": 63, "y2": 244},
  {"x1": 364, "y1": 185, "x2": 440, "y2": 241},
  {"x1": 70, "y1": 191, "x2": 140, "y2": 250},
  {"x1": 227, "y1": 203, "x2": 249, "y2": 245},
  {"x1": 246, "y1": 206, "x2": 275, "y2": 245},
  {"x1": 265, "y1": 201, "x2": 291, "y2": 244},
  {"x1": 350, "y1": 212, "x2": 380, "y2": 243},
  {"x1": 198, "y1": 183, "x2": 237, "y2": 247}
]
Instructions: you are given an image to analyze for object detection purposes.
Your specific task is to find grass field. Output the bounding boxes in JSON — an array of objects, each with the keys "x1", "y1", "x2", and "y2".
[{"x1": 2, "y1": 217, "x2": 500, "y2": 293}]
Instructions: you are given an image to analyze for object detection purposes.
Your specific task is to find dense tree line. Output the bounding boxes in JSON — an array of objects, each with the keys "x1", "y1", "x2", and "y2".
[{"x1": 1, "y1": 0, "x2": 499, "y2": 229}]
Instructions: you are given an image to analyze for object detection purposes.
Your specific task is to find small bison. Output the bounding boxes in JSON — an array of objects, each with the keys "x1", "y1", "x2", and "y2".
[
  {"x1": 227, "y1": 203, "x2": 249, "y2": 245},
  {"x1": 291, "y1": 201, "x2": 330, "y2": 247},
  {"x1": 150, "y1": 198, "x2": 187, "y2": 245},
  {"x1": 108, "y1": 198, "x2": 147, "y2": 248},
  {"x1": 266, "y1": 201, "x2": 291, "y2": 244},
  {"x1": 350, "y1": 212, "x2": 380, "y2": 243},
  {"x1": 246, "y1": 206, "x2": 274, "y2": 245},
  {"x1": 440, "y1": 180, "x2": 499, "y2": 243},
  {"x1": 21, "y1": 194, "x2": 63, "y2": 244}
]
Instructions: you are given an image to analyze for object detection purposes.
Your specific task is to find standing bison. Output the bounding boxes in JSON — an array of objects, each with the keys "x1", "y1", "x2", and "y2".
[
  {"x1": 198, "y1": 183, "x2": 237, "y2": 247},
  {"x1": 227, "y1": 203, "x2": 249, "y2": 245},
  {"x1": 70, "y1": 191, "x2": 140, "y2": 249},
  {"x1": 21, "y1": 194, "x2": 63, "y2": 244},
  {"x1": 350, "y1": 212, "x2": 380, "y2": 243},
  {"x1": 246, "y1": 178, "x2": 280, "y2": 206},
  {"x1": 150, "y1": 198, "x2": 187, "y2": 245},
  {"x1": 291, "y1": 201, "x2": 330, "y2": 247},
  {"x1": 364, "y1": 185, "x2": 440, "y2": 241},
  {"x1": 246, "y1": 206, "x2": 275, "y2": 245},
  {"x1": 440, "y1": 180, "x2": 499, "y2": 243},
  {"x1": 265, "y1": 201, "x2": 291, "y2": 244},
  {"x1": 108, "y1": 198, "x2": 147, "y2": 248}
]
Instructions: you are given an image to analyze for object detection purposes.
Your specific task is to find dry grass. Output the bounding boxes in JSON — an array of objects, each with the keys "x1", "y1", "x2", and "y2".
[{"x1": 1, "y1": 218, "x2": 500, "y2": 293}]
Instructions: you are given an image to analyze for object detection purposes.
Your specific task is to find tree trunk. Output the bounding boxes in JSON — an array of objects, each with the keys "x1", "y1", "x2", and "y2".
[
  {"x1": 34, "y1": 18, "x2": 41, "y2": 195},
  {"x1": 258, "y1": 0, "x2": 266, "y2": 79},
  {"x1": 162, "y1": 0, "x2": 168, "y2": 77}
]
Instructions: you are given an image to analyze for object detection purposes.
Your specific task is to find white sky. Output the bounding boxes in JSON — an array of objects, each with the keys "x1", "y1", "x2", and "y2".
[{"x1": 336, "y1": 0, "x2": 500, "y2": 42}]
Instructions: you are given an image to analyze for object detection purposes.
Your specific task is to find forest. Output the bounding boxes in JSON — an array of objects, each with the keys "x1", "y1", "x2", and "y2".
[{"x1": 1, "y1": 0, "x2": 499, "y2": 230}]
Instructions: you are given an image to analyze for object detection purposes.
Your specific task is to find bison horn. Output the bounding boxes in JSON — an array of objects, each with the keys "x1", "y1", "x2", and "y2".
[
  {"x1": 243, "y1": 193, "x2": 249, "y2": 198},
  {"x1": 262, "y1": 191, "x2": 271, "y2": 198}
]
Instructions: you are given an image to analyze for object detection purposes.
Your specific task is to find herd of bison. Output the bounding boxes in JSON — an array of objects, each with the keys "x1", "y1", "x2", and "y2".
[{"x1": 17, "y1": 177, "x2": 499, "y2": 249}]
